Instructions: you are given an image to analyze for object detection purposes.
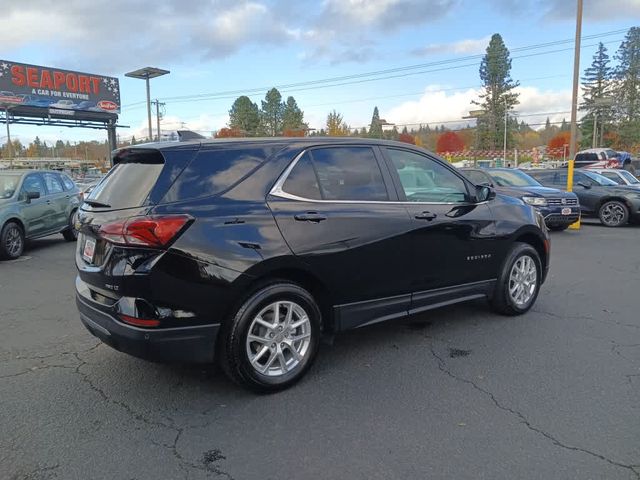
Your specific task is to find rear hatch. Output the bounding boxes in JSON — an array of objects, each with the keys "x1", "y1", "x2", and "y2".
[{"x1": 76, "y1": 147, "x2": 194, "y2": 295}]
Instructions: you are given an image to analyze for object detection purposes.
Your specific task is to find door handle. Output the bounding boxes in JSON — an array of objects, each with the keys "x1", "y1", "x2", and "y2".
[
  {"x1": 294, "y1": 212, "x2": 327, "y2": 223},
  {"x1": 415, "y1": 211, "x2": 437, "y2": 221}
]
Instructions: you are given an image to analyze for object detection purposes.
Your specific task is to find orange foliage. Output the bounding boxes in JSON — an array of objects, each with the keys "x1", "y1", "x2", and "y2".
[
  {"x1": 283, "y1": 128, "x2": 306, "y2": 137},
  {"x1": 436, "y1": 131, "x2": 464, "y2": 153},
  {"x1": 398, "y1": 133, "x2": 415, "y2": 144},
  {"x1": 547, "y1": 131, "x2": 571, "y2": 159},
  {"x1": 215, "y1": 128, "x2": 243, "y2": 138}
]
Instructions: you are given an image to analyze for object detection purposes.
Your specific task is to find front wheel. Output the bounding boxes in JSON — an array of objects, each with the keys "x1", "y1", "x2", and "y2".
[
  {"x1": 490, "y1": 242, "x2": 542, "y2": 316},
  {"x1": 598, "y1": 201, "x2": 628, "y2": 227},
  {"x1": 0, "y1": 222, "x2": 25, "y2": 260},
  {"x1": 218, "y1": 282, "x2": 321, "y2": 392}
]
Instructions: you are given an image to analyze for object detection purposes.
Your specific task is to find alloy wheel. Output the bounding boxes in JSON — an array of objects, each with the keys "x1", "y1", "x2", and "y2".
[
  {"x1": 245, "y1": 300, "x2": 312, "y2": 377},
  {"x1": 5, "y1": 226, "x2": 23, "y2": 258},
  {"x1": 508, "y1": 255, "x2": 537, "y2": 307},
  {"x1": 600, "y1": 203, "x2": 626, "y2": 227}
]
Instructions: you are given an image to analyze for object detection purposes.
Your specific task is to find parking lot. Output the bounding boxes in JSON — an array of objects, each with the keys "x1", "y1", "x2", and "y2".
[{"x1": 1, "y1": 222, "x2": 639, "y2": 480}]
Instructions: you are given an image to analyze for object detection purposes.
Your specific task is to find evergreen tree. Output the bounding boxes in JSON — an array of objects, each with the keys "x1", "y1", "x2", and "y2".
[
  {"x1": 282, "y1": 96, "x2": 305, "y2": 132},
  {"x1": 229, "y1": 96, "x2": 261, "y2": 136},
  {"x1": 386, "y1": 126, "x2": 400, "y2": 141},
  {"x1": 368, "y1": 106, "x2": 383, "y2": 138},
  {"x1": 260, "y1": 88, "x2": 285, "y2": 136},
  {"x1": 613, "y1": 27, "x2": 640, "y2": 147},
  {"x1": 359, "y1": 127, "x2": 368, "y2": 137},
  {"x1": 401, "y1": 126, "x2": 409, "y2": 135},
  {"x1": 580, "y1": 42, "x2": 613, "y2": 147},
  {"x1": 473, "y1": 34, "x2": 520, "y2": 150}
]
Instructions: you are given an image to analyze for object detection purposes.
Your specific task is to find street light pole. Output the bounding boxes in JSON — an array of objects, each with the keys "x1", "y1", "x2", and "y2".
[
  {"x1": 146, "y1": 76, "x2": 152, "y2": 142},
  {"x1": 125, "y1": 67, "x2": 170, "y2": 143},
  {"x1": 4, "y1": 107, "x2": 12, "y2": 169},
  {"x1": 592, "y1": 111, "x2": 598, "y2": 148},
  {"x1": 503, "y1": 98, "x2": 508, "y2": 164}
]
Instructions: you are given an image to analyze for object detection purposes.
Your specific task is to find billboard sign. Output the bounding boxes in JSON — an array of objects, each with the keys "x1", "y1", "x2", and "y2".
[{"x1": 0, "y1": 60, "x2": 120, "y2": 115}]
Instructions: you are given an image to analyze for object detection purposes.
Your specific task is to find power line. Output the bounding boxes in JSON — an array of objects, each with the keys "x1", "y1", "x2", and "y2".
[{"x1": 122, "y1": 28, "x2": 627, "y2": 109}]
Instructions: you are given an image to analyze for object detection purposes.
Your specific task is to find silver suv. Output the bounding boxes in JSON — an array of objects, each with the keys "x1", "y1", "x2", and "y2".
[{"x1": 0, "y1": 170, "x2": 81, "y2": 260}]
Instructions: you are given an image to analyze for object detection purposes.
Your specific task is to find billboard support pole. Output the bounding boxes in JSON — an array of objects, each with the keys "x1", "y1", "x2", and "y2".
[
  {"x1": 107, "y1": 120, "x2": 117, "y2": 167},
  {"x1": 4, "y1": 107, "x2": 12, "y2": 169}
]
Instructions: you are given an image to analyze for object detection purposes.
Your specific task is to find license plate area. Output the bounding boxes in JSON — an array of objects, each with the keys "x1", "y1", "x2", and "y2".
[
  {"x1": 561, "y1": 207, "x2": 572, "y2": 215},
  {"x1": 83, "y1": 237, "x2": 96, "y2": 262}
]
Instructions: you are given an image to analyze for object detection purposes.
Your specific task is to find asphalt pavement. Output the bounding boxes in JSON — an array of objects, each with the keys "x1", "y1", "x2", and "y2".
[{"x1": 1, "y1": 223, "x2": 639, "y2": 480}]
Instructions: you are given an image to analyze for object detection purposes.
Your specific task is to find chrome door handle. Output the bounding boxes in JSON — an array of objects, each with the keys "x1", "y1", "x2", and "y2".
[{"x1": 415, "y1": 211, "x2": 437, "y2": 221}]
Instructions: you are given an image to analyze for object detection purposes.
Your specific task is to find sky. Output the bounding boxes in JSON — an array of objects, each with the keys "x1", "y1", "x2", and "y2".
[{"x1": 0, "y1": 0, "x2": 639, "y2": 145}]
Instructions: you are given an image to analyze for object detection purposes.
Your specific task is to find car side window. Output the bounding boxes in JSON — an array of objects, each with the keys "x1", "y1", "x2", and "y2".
[
  {"x1": 554, "y1": 172, "x2": 568, "y2": 185},
  {"x1": 281, "y1": 153, "x2": 321, "y2": 200},
  {"x1": 386, "y1": 148, "x2": 469, "y2": 203},
  {"x1": 574, "y1": 172, "x2": 592, "y2": 185},
  {"x1": 601, "y1": 172, "x2": 622, "y2": 184},
  {"x1": 282, "y1": 147, "x2": 388, "y2": 201},
  {"x1": 21, "y1": 174, "x2": 46, "y2": 199},
  {"x1": 60, "y1": 174, "x2": 76, "y2": 191},
  {"x1": 43, "y1": 173, "x2": 64, "y2": 194},
  {"x1": 464, "y1": 170, "x2": 492, "y2": 186}
]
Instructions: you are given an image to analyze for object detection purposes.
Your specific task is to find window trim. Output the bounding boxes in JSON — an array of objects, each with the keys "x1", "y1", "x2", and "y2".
[
  {"x1": 20, "y1": 173, "x2": 46, "y2": 199},
  {"x1": 271, "y1": 146, "x2": 481, "y2": 206}
]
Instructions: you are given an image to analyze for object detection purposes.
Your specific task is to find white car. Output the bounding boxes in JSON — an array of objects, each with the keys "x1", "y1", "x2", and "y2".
[
  {"x1": 50, "y1": 99, "x2": 75, "y2": 109},
  {"x1": 590, "y1": 168, "x2": 640, "y2": 190}
]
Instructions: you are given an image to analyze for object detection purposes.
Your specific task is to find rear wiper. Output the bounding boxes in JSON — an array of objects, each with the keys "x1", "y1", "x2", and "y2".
[{"x1": 83, "y1": 199, "x2": 112, "y2": 208}]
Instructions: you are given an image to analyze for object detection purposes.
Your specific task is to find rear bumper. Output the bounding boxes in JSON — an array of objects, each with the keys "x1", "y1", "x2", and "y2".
[{"x1": 76, "y1": 286, "x2": 219, "y2": 364}]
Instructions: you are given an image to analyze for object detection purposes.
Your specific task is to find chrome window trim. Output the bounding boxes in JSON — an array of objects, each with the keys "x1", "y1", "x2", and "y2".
[{"x1": 269, "y1": 148, "x2": 482, "y2": 206}]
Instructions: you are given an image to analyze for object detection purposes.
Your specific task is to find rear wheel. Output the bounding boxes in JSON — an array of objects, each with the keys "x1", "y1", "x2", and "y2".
[
  {"x1": 0, "y1": 222, "x2": 25, "y2": 260},
  {"x1": 219, "y1": 282, "x2": 321, "y2": 392},
  {"x1": 598, "y1": 201, "x2": 628, "y2": 227},
  {"x1": 62, "y1": 209, "x2": 78, "y2": 241},
  {"x1": 490, "y1": 242, "x2": 542, "y2": 316}
]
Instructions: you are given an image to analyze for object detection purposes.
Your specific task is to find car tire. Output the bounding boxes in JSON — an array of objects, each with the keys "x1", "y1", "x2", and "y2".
[
  {"x1": 62, "y1": 209, "x2": 79, "y2": 242},
  {"x1": 0, "y1": 221, "x2": 25, "y2": 260},
  {"x1": 598, "y1": 200, "x2": 629, "y2": 227},
  {"x1": 218, "y1": 282, "x2": 321, "y2": 392},
  {"x1": 490, "y1": 242, "x2": 542, "y2": 316},
  {"x1": 548, "y1": 224, "x2": 569, "y2": 232}
]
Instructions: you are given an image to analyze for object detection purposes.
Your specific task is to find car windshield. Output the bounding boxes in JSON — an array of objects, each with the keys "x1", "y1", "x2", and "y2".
[
  {"x1": 581, "y1": 170, "x2": 618, "y2": 186},
  {"x1": 618, "y1": 170, "x2": 640, "y2": 184},
  {"x1": 488, "y1": 169, "x2": 541, "y2": 187},
  {"x1": 0, "y1": 174, "x2": 20, "y2": 199}
]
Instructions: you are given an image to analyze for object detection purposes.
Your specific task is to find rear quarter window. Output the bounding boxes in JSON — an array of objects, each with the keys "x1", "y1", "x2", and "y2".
[{"x1": 163, "y1": 146, "x2": 279, "y2": 202}]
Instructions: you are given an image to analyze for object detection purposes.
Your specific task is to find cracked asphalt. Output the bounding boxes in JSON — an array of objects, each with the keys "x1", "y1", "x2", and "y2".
[{"x1": 1, "y1": 223, "x2": 639, "y2": 480}]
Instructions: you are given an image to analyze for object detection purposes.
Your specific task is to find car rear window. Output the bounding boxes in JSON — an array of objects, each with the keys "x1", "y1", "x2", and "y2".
[
  {"x1": 86, "y1": 149, "x2": 165, "y2": 209},
  {"x1": 162, "y1": 146, "x2": 278, "y2": 202}
]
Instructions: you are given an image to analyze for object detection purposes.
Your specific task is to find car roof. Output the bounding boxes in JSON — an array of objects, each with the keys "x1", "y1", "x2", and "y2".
[
  {"x1": 120, "y1": 136, "x2": 431, "y2": 153},
  {"x1": 0, "y1": 169, "x2": 66, "y2": 176}
]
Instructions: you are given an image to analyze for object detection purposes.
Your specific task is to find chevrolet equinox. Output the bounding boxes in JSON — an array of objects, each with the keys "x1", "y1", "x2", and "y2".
[{"x1": 75, "y1": 138, "x2": 549, "y2": 392}]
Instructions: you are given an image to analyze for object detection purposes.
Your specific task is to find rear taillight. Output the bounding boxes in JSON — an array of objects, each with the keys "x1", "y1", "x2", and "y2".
[
  {"x1": 99, "y1": 215, "x2": 192, "y2": 248},
  {"x1": 119, "y1": 314, "x2": 160, "y2": 327}
]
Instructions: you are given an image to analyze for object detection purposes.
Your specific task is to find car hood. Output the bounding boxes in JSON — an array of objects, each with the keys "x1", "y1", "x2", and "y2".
[{"x1": 494, "y1": 185, "x2": 569, "y2": 198}]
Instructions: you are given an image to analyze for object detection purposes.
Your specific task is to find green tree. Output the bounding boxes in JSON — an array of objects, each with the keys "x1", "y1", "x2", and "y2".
[
  {"x1": 229, "y1": 96, "x2": 261, "y2": 136},
  {"x1": 580, "y1": 42, "x2": 613, "y2": 147},
  {"x1": 473, "y1": 34, "x2": 520, "y2": 150},
  {"x1": 260, "y1": 88, "x2": 285, "y2": 136},
  {"x1": 282, "y1": 96, "x2": 305, "y2": 132},
  {"x1": 368, "y1": 106, "x2": 383, "y2": 138},
  {"x1": 326, "y1": 110, "x2": 350, "y2": 136},
  {"x1": 385, "y1": 126, "x2": 400, "y2": 141},
  {"x1": 613, "y1": 27, "x2": 640, "y2": 147}
]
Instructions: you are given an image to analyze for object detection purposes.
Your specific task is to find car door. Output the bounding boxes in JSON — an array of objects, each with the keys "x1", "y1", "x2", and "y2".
[
  {"x1": 42, "y1": 172, "x2": 68, "y2": 230},
  {"x1": 268, "y1": 145, "x2": 415, "y2": 330},
  {"x1": 18, "y1": 173, "x2": 49, "y2": 237},
  {"x1": 562, "y1": 171, "x2": 600, "y2": 214},
  {"x1": 380, "y1": 147, "x2": 497, "y2": 310}
]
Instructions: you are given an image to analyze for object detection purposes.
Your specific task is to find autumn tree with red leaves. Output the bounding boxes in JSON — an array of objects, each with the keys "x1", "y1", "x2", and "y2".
[
  {"x1": 436, "y1": 131, "x2": 464, "y2": 153},
  {"x1": 398, "y1": 133, "x2": 415, "y2": 144},
  {"x1": 547, "y1": 131, "x2": 571, "y2": 158},
  {"x1": 215, "y1": 128, "x2": 243, "y2": 138}
]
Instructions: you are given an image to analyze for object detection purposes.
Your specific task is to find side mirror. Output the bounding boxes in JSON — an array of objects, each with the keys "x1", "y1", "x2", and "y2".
[
  {"x1": 475, "y1": 185, "x2": 495, "y2": 202},
  {"x1": 577, "y1": 181, "x2": 591, "y2": 189},
  {"x1": 25, "y1": 190, "x2": 40, "y2": 202}
]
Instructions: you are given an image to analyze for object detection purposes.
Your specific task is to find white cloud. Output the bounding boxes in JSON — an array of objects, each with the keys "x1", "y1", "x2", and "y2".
[
  {"x1": 386, "y1": 85, "x2": 574, "y2": 129},
  {"x1": 412, "y1": 36, "x2": 490, "y2": 56},
  {"x1": 488, "y1": 0, "x2": 640, "y2": 21}
]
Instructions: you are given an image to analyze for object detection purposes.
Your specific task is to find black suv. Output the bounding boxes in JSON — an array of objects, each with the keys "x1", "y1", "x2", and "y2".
[
  {"x1": 528, "y1": 169, "x2": 640, "y2": 227},
  {"x1": 75, "y1": 138, "x2": 549, "y2": 391}
]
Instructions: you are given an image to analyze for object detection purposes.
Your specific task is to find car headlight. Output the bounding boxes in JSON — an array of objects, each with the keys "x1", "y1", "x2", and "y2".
[{"x1": 522, "y1": 196, "x2": 548, "y2": 206}]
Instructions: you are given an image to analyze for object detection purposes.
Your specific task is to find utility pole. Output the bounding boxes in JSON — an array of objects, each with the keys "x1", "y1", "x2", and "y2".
[
  {"x1": 503, "y1": 98, "x2": 508, "y2": 163},
  {"x1": 151, "y1": 99, "x2": 165, "y2": 141},
  {"x1": 592, "y1": 112, "x2": 598, "y2": 148},
  {"x1": 569, "y1": 0, "x2": 583, "y2": 161}
]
